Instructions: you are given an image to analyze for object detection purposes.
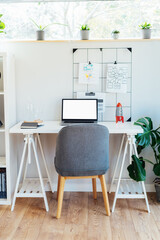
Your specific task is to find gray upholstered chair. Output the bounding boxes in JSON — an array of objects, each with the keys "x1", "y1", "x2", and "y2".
[{"x1": 54, "y1": 124, "x2": 110, "y2": 218}]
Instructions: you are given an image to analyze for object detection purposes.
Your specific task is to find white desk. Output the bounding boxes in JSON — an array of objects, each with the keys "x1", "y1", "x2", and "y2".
[
  {"x1": 10, "y1": 121, "x2": 143, "y2": 134},
  {"x1": 10, "y1": 121, "x2": 150, "y2": 213}
]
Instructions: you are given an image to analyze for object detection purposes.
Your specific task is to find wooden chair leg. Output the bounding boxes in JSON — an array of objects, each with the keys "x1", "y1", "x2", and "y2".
[
  {"x1": 57, "y1": 174, "x2": 60, "y2": 200},
  {"x1": 99, "y1": 175, "x2": 110, "y2": 216},
  {"x1": 56, "y1": 176, "x2": 65, "y2": 219},
  {"x1": 92, "y1": 178, "x2": 97, "y2": 200}
]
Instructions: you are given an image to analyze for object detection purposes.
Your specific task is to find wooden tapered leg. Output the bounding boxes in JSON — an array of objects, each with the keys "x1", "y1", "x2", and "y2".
[
  {"x1": 99, "y1": 175, "x2": 110, "y2": 216},
  {"x1": 56, "y1": 176, "x2": 65, "y2": 219},
  {"x1": 57, "y1": 174, "x2": 61, "y2": 201},
  {"x1": 92, "y1": 178, "x2": 97, "y2": 200}
]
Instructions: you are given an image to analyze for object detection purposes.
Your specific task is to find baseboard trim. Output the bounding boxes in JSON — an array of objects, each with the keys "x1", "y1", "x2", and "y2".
[{"x1": 47, "y1": 182, "x2": 155, "y2": 193}]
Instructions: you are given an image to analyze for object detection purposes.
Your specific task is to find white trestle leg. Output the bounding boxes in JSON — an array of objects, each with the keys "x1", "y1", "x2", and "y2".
[
  {"x1": 11, "y1": 133, "x2": 49, "y2": 212},
  {"x1": 109, "y1": 134, "x2": 125, "y2": 194},
  {"x1": 111, "y1": 134, "x2": 150, "y2": 213},
  {"x1": 11, "y1": 136, "x2": 28, "y2": 211},
  {"x1": 37, "y1": 134, "x2": 53, "y2": 192}
]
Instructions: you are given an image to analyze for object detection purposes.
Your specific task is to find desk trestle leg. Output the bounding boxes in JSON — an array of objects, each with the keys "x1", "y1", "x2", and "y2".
[
  {"x1": 11, "y1": 134, "x2": 49, "y2": 212},
  {"x1": 109, "y1": 134, "x2": 125, "y2": 194},
  {"x1": 37, "y1": 134, "x2": 53, "y2": 192},
  {"x1": 110, "y1": 134, "x2": 150, "y2": 213},
  {"x1": 11, "y1": 137, "x2": 28, "y2": 211}
]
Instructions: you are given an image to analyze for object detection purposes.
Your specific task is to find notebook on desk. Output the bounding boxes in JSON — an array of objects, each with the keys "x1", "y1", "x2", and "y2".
[
  {"x1": 61, "y1": 98, "x2": 98, "y2": 126},
  {"x1": 21, "y1": 122, "x2": 38, "y2": 129}
]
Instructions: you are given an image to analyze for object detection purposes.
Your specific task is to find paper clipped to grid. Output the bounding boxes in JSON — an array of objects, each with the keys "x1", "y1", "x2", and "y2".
[
  {"x1": 106, "y1": 64, "x2": 129, "y2": 93},
  {"x1": 78, "y1": 63, "x2": 100, "y2": 85}
]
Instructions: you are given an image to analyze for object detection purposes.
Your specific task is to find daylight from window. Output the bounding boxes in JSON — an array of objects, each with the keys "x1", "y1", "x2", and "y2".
[{"x1": 0, "y1": 0, "x2": 160, "y2": 40}]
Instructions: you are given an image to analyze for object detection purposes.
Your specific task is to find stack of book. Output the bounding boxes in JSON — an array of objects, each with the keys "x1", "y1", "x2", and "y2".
[
  {"x1": 21, "y1": 120, "x2": 44, "y2": 129},
  {"x1": 0, "y1": 168, "x2": 7, "y2": 199}
]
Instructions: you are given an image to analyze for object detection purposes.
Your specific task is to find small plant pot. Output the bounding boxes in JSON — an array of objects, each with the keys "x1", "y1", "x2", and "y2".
[
  {"x1": 112, "y1": 33, "x2": 119, "y2": 40},
  {"x1": 141, "y1": 29, "x2": 151, "y2": 39},
  {"x1": 36, "y1": 30, "x2": 45, "y2": 41},
  {"x1": 80, "y1": 30, "x2": 90, "y2": 40}
]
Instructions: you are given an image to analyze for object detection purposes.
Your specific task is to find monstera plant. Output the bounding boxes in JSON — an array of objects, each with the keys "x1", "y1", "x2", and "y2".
[{"x1": 127, "y1": 117, "x2": 160, "y2": 182}]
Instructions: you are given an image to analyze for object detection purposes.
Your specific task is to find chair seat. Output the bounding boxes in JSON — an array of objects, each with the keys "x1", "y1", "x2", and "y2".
[{"x1": 54, "y1": 160, "x2": 108, "y2": 176}]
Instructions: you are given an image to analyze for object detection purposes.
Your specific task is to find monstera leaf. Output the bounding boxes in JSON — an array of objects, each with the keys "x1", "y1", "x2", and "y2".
[
  {"x1": 127, "y1": 155, "x2": 146, "y2": 182},
  {"x1": 134, "y1": 117, "x2": 160, "y2": 152},
  {"x1": 153, "y1": 163, "x2": 160, "y2": 176},
  {"x1": 128, "y1": 117, "x2": 160, "y2": 181},
  {"x1": 134, "y1": 117, "x2": 153, "y2": 147}
]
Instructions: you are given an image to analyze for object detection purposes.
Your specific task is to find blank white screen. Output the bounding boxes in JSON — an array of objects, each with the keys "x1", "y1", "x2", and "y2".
[{"x1": 63, "y1": 100, "x2": 97, "y2": 120}]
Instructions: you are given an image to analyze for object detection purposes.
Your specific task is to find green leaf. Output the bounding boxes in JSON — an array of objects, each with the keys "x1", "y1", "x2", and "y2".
[
  {"x1": 0, "y1": 21, "x2": 5, "y2": 30},
  {"x1": 134, "y1": 117, "x2": 157, "y2": 148},
  {"x1": 127, "y1": 155, "x2": 146, "y2": 182},
  {"x1": 153, "y1": 163, "x2": 160, "y2": 176}
]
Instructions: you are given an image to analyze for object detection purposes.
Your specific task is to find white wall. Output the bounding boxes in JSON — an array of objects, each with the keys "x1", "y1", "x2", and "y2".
[{"x1": 1, "y1": 40, "x2": 160, "y2": 191}]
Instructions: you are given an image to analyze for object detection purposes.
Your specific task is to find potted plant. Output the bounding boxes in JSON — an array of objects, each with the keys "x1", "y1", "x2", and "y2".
[
  {"x1": 80, "y1": 24, "x2": 90, "y2": 40},
  {"x1": 0, "y1": 14, "x2": 6, "y2": 34},
  {"x1": 31, "y1": 19, "x2": 67, "y2": 41},
  {"x1": 127, "y1": 117, "x2": 160, "y2": 201},
  {"x1": 111, "y1": 30, "x2": 120, "y2": 40},
  {"x1": 139, "y1": 22, "x2": 152, "y2": 39}
]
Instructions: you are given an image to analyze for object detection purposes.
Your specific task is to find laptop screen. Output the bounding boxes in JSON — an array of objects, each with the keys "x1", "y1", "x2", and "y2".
[{"x1": 62, "y1": 99, "x2": 98, "y2": 122}]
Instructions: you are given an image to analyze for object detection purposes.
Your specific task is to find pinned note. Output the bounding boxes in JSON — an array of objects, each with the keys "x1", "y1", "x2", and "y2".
[{"x1": 78, "y1": 63, "x2": 100, "y2": 85}]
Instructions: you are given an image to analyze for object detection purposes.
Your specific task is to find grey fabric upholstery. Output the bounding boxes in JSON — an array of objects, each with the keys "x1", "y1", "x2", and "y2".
[{"x1": 54, "y1": 124, "x2": 109, "y2": 176}]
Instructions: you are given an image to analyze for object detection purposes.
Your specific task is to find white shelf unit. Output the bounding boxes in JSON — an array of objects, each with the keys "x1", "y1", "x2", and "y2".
[{"x1": 0, "y1": 53, "x2": 16, "y2": 205}]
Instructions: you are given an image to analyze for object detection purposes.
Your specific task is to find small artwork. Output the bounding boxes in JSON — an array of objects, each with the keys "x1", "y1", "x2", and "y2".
[
  {"x1": 78, "y1": 63, "x2": 100, "y2": 85},
  {"x1": 106, "y1": 64, "x2": 129, "y2": 93}
]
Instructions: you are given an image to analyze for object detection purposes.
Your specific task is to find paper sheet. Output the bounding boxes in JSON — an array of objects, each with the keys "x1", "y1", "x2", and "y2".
[
  {"x1": 106, "y1": 64, "x2": 128, "y2": 93},
  {"x1": 78, "y1": 63, "x2": 100, "y2": 85}
]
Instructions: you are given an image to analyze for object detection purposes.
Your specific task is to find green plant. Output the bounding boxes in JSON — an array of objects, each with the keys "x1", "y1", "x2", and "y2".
[
  {"x1": 80, "y1": 24, "x2": 90, "y2": 31},
  {"x1": 139, "y1": 22, "x2": 152, "y2": 29},
  {"x1": 30, "y1": 18, "x2": 67, "y2": 31},
  {"x1": 127, "y1": 117, "x2": 160, "y2": 182},
  {"x1": 0, "y1": 14, "x2": 6, "y2": 34},
  {"x1": 112, "y1": 30, "x2": 120, "y2": 34}
]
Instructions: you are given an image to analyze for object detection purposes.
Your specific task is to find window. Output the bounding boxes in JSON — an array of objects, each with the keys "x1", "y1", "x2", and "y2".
[{"x1": 0, "y1": 0, "x2": 160, "y2": 40}]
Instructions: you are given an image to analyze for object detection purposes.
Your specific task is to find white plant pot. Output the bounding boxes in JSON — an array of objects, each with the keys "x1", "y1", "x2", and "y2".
[
  {"x1": 36, "y1": 30, "x2": 45, "y2": 41},
  {"x1": 141, "y1": 29, "x2": 151, "y2": 39},
  {"x1": 80, "y1": 30, "x2": 90, "y2": 40},
  {"x1": 112, "y1": 33, "x2": 119, "y2": 40}
]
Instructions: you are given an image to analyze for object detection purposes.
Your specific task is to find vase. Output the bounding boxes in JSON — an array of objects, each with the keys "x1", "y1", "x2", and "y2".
[
  {"x1": 141, "y1": 29, "x2": 151, "y2": 39},
  {"x1": 80, "y1": 30, "x2": 90, "y2": 40},
  {"x1": 36, "y1": 30, "x2": 45, "y2": 41}
]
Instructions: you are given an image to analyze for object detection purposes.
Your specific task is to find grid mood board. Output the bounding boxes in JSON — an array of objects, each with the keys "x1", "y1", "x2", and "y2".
[{"x1": 73, "y1": 47, "x2": 132, "y2": 122}]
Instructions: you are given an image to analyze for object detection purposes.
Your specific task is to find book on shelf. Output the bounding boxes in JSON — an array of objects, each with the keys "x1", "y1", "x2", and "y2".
[{"x1": 0, "y1": 168, "x2": 7, "y2": 199}]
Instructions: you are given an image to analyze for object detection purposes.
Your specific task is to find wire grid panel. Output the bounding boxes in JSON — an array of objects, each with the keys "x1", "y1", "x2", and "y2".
[{"x1": 73, "y1": 48, "x2": 132, "y2": 122}]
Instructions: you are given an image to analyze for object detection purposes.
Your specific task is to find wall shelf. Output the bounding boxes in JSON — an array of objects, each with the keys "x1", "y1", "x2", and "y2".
[
  {"x1": 0, "y1": 53, "x2": 16, "y2": 205},
  {"x1": 1, "y1": 38, "x2": 160, "y2": 43}
]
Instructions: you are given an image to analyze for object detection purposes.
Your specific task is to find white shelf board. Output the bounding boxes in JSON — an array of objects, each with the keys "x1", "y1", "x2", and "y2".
[
  {"x1": 0, "y1": 91, "x2": 4, "y2": 95},
  {"x1": 17, "y1": 178, "x2": 49, "y2": 198},
  {"x1": 0, "y1": 157, "x2": 6, "y2": 168}
]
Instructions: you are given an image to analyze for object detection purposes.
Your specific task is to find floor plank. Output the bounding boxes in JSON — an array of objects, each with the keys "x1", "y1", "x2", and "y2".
[{"x1": 0, "y1": 193, "x2": 160, "y2": 240}]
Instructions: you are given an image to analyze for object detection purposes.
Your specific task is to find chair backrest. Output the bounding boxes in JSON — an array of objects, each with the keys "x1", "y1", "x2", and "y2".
[{"x1": 55, "y1": 124, "x2": 109, "y2": 176}]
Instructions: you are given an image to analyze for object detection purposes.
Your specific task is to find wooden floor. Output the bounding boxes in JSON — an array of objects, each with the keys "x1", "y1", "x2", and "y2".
[{"x1": 0, "y1": 192, "x2": 160, "y2": 240}]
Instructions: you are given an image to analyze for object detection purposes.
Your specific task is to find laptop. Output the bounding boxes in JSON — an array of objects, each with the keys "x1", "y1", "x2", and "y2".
[{"x1": 61, "y1": 99, "x2": 98, "y2": 125}]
